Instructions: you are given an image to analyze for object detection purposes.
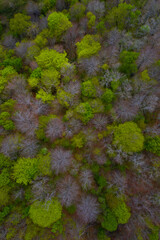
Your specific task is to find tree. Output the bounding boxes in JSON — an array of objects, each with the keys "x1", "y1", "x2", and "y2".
[
  {"x1": 13, "y1": 157, "x2": 38, "y2": 185},
  {"x1": 48, "y1": 12, "x2": 72, "y2": 39},
  {"x1": 87, "y1": 0, "x2": 105, "y2": 18},
  {"x1": 119, "y1": 50, "x2": 139, "y2": 76},
  {"x1": 57, "y1": 176, "x2": 80, "y2": 207},
  {"x1": 35, "y1": 48, "x2": 68, "y2": 70},
  {"x1": 69, "y1": 3, "x2": 86, "y2": 22},
  {"x1": 50, "y1": 147, "x2": 73, "y2": 175},
  {"x1": 113, "y1": 122, "x2": 144, "y2": 153},
  {"x1": 76, "y1": 34, "x2": 101, "y2": 59},
  {"x1": 77, "y1": 195, "x2": 100, "y2": 223},
  {"x1": 29, "y1": 199, "x2": 62, "y2": 228},
  {"x1": 45, "y1": 118, "x2": 64, "y2": 141},
  {"x1": 9, "y1": 13, "x2": 31, "y2": 37},
  {"x1": 144, "y1": 136, "x2": 160, "y2": 156},
  {"x1": 81, "y1": 80, "x2": 96, "y2": 98},
  {"x1": 75, "y1": 102, "x2": 93, "y2": 123},
  {"x1": 106, "y1": 3, "x2": 141, "y2": 30}
]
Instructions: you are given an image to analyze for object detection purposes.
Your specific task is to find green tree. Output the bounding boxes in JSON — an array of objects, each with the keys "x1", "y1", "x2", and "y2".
[
  {"x1": 13, "y1": 157, "x2": 38, "y2": 185},
  {"x1": 119, "y1": 50, "x2": 139, "y2": 76},
  {"x1": 70, "y1": 3, "x2": 86, "y2": 21},
  {"x1": 9, "y1": 13, "x2": 31, "y2": 37},
  {"x1": 144, "y1": 136, "x2": 160, "y2": 156},
  {"x1": 76, "y1": 34, "x2": 101, "y2": 59},
  {"x1": 35, "y1": 49, "x2": 68, "y2": 70},
  {"x1": 75, "y1": 102, "x2": 93, "y2": 123},
  {"x1": 106, "y1": 3, "x2": 141, "y2": 30},
  {"x1": 101, "y1": 209, "x2": 118, "y2": 232},
  {"x1": 101, "y1": 89, "x2": 114, "y2": 104},
  {"x1": 29, "y1": 199, "x2": 62, "y2": 228},
  {"x1": 82, "y1": 80, "x2": 96, "y2": 98},
  {"x1": 113, "y1": 122, "x2": 144, "y2": 153},
  {"x1": 48, "y1": 12, "x2": 72, "y2": 39}
]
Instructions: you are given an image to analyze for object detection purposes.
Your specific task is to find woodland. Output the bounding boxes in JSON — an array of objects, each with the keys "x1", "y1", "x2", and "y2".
[{"x1": 0, "y1": 0, "x2": 160, "y2": 239}]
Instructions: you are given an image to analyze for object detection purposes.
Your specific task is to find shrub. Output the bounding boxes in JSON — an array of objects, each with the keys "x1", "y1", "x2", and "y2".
[
  {"x1": 113, "y1": 122, "x2": 144, "y2": 153},
  {"x1": 48, "y1": 12, "x2": 72, "y2": 39},
  {"x1": 76, "y1": 34, "x2": 101, "y2": 59},
  {"x1": 87, "y1": 12, "x2": 96, "y2": 29},
  {"x1": 29, "y1": 199, "x2": 62, "y2": 228},
  {"x1": 9, "y1": 13, "x2": 31, "y2": 37},
  {"x1": 144, "y1": 136, "x2": 160, "y2": 156},
  {"x1": 119, "y1": 50, "x2": 139, "y2": 76},
  {"x1": 75, "y1": 102, "x2": 93, "y2": 123},
  {"x1": 50, "y1": 147, "x2": 73, "y2": 175},
  {"x1": 35, "y1": 48, "x2": 68, "y2": 70},
  {"x1": 57, "y1": 176, "x2": 80, "y2": 206},
  {"x1": 77, "y1": 195, "x2": 100, "y2": 223},
  {"x1": 13, "y1": 157, "x2": 38, "y2": 185},
  {"x1": 81, "y1": 80, "x2": 96, "y2": 98}
]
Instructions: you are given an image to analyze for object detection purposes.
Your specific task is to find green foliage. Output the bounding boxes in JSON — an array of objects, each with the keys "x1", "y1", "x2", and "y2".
[
  {"x1": 101, "y1": 89, "x2": 114, "y2": 104},
  {"x1": 101, "y1": 209, "x2": 118, "y2": 232},
  {"x1": 81, "y1": 80, "x2": 96, "y2": 98},
  {"x1": 9, "y1": 13, "x2": 31, "y2": 37},
  {"x1": 0, "y1": 206, "x2": 10, "y2": 223},
  {"x1": 0, "y1": 112, "x2": 15, "y2": 130},
  {"x1": 113, "y1": 122, "x2": 144, "y2": 153},
  {"x1": 119, "y1": 51, "x2": 139, "y2": 76},
  {"x1": 76, "y1": 34, "x2": 101, "y2": 59},
  {"x1": 41, "y1": 68, "x2": 60, "y2": 90},
  {"x1": 0, "y1": 169, "x2": 10, "y2": 188},
  {"x1": 34, "y1": 34, "x2": 48, "y2": 48},
  {"x1": 57, "y1": 89, "x2": 73, "y2": 108},
  {"x1": 65, "y1": 204, "x2": 76, "y2": 214},
  {"x1": 144, "y1": 136, "x2": 160, "y2": 156},
  {"x1": 75, "y1": 102, "x2": 93, "y2": 123},
  {"x1": 98, "y1": 228, "x2": 110, "y2": 240},
  {"x1": 51, "y1": 219, "x2": 64, "y2": 235},
  {"x1": 70, "y1": 3, "x2": 86, "y2": 21},
  {"x1": 48, "y1": 12, "x2": 72, "y2": 38},
  {"x1": 0, "y1": 187, "x2": 10, "y2": 207},
  {"x1": 141, "y1": 70, "x2": 151, "y2": 82},
  {"x1": 1, "y1": 66, "x2": 17, "y2": 78},
  {"x1": 96, "y1": 21, "x2": 106, "y2": 34},
  {"x1": 13, "y1": 157, "x2": 38, "y2": 185},
  {"x1": 89, "y1": 99, "x2": 105, "y2": 113},
  {"x1": 87, "y1": 12, "x2": 96, "y2": 28},
  {"x1": 30, "y1": 68, "x2": 42, "y2": 79},
  {"x1": 38, "y1": 153, "x2": 52, "y2": 176},
  {"x1": 1, "y1": 57, "x2": 22, "y2": 72},
  {"x1": 112, "y1": 200, "x2": 131, "y2": 224},
  {"x1": 0, "y1": 76, "x2": 7, "y2": 93},
  {"x1": 28, "y1": 77, "x2": 40, "y2": 88},
  {"x1": 41, "y1": 0, "x2": 56, "y2": 14},
  {"x1": 36, "y1": 115, "x2": 56, "y2": 141},
  {"x1": 29, "y1": 199, "x2": 62, "y2": 228},
  {"x1": 35, "y1": 49, "x2": 68, "y2": 70},
  {"x1": 106, "y1": 3, "x2": 141, "y2": 30},
  {"x1": 72, "y1": 132, "x2": 86, "y2": 148},
  {"x1": 36, "y1": 89, "x2": 55, "y2": 103},
  {"x1": 0, "y1": 154, "x2": 11, "y2": 168}
]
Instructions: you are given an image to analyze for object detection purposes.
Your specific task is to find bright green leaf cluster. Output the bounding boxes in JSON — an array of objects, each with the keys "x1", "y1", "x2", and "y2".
[
  {"x1": 35, "y1": 48, "x2": 68, "y2": 70},
  {"x1": 48, "y1": 12, "x2": 72, "y2": 38},
  {"x1": 81, "y1": 80, "x2": 96, "y2": 98},
  {"x1": 29, "y1": 199, "x2": 62, "y2": 228},
  {"x1": 75, "y1": 102, "x2": 93, "y2": 123},
  {"x1": 113, "y1": 122, "x2": 144, "y2": 153},
  {"x1": 76, "y1": 34, "x2": 101, "y2": 59},
  {"x1": 13, "y1": 157, "x2": 38, "y2": 185}
]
